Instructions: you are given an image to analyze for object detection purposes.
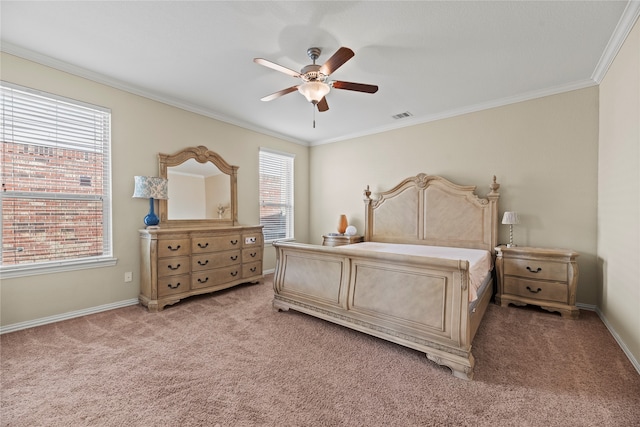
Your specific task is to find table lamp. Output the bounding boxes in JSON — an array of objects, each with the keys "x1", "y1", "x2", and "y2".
[
  {"x1": 132, "y1": 176, "x2": 168, "y2": 227},
  {"x1": 502, "y1": 211, "x2": 519, "y2": 247}
]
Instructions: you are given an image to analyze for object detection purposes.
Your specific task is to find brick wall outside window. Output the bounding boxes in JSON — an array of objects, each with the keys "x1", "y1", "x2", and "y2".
[{"x1": 1, "y1": 142, "x2": 106, "y2": 265}]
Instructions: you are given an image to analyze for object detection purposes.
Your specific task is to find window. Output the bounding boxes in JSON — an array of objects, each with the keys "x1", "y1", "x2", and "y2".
[
  {"x1": 1, "y1": 82, "x2": 114, "y2": 278},
  {"x1": 259, "y1": 148, "x2": 294, "y2": 242}
]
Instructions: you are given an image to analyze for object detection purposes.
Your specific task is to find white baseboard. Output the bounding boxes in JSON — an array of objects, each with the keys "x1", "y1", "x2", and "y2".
[
  {"x1": 1, "y1": 275, "x2": 277, "y2": 335},
  {"x1": 580, "y1": 304, "x2": 640, "y2": 375},
  {"x1": 0, "y1": 298, "x2": 140, "y2": 335},
  {"x1": 576, "y1": 302, "x2": 597, "y2": 311}
]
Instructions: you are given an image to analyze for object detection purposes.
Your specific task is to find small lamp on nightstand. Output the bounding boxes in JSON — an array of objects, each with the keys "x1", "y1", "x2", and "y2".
[
  {"x1": 132, "y1": 176, "x2": 168, "y2": 227},
  {"x1": 502, "y1": 211, "x2": 519, "y2": 248}
]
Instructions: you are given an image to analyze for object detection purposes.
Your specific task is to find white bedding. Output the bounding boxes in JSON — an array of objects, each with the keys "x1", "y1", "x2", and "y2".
[{"x1": 346, "y1": 242, "x2": 492, "y2": 302}]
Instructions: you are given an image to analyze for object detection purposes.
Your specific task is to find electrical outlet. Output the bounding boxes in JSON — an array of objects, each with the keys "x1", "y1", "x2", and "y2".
[
  {"x1": 245, "y1": 237, "x2": 256, "y2": 244},
  {"x1": 124, "y1": 272, "x2": 133, "y2": 282}
]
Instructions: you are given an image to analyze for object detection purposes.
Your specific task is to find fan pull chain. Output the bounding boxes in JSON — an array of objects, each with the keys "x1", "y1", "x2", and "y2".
[{"x1": 312, "y1": 104, "x2": 316, "y2": 128}]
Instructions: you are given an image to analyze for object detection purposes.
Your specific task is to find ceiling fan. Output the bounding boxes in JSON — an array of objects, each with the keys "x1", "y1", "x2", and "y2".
[{"x1": 253, "y1": 46, "x2": 378, "y2": 114}]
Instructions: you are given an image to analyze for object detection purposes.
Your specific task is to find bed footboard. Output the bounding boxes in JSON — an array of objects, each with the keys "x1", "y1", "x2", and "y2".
[{"x1": 273, "y1": 242, "x2": 480, "y2": 380}]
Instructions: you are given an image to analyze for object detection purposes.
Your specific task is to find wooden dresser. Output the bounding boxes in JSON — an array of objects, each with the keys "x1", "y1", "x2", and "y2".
[
  {"x1": 139, "y1": 225, "x2": 263, "y2": 311},
  {"x1": 495, "y1": 245, "x2": 579, "y2": 319}
]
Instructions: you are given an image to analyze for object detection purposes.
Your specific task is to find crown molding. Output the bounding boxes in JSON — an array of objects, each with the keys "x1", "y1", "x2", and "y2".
[
  {"x1": 311, "y1": 78, "x2": 598, "y2": 146},
  {"x1": 0, "y1": 42, "x2": 308, "y2": 146},
  {"x1": 592, "y1": 0, "x2": 640, "y2": 83}
]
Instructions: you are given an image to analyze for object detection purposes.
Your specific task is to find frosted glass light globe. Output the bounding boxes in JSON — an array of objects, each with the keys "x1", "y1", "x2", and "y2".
[{"x1": 345, "y1": 225, "x2": 357, "y2": 236}]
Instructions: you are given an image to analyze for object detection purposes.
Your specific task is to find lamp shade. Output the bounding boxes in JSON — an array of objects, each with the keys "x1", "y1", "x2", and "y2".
[
  {"x1": 501, "y1": 211, "x2": 519, "y2": 225},
  {"x1": 132, "y1": 176, "x2": 168, "y2": 200},
  {"x1": 297, "y1": 81, "x2": 331, "y2": 103}
]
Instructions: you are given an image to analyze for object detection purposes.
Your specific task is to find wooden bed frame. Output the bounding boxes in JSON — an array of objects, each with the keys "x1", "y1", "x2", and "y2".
[{"x1": 272, "y1": 174, "x2": 500, "y2": 379}]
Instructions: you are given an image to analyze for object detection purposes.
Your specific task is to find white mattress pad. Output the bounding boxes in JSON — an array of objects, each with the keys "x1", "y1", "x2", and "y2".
[{"x1": 346, "y1": 242, "x2": 492, "y2": 302}]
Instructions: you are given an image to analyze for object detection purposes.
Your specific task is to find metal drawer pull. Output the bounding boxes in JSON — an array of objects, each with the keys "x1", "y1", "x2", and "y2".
[
  {"x1": 526, "y1": 266, "x2": 542, "y2": 273},
  {"x1": 250, "y1": 267, "x2": 257, "y2": 273},
  {"x1": 198, "y1": 260, "x2": 209, "y2": 266},
  {"x1": 198, "y1": 277, "x2": 209, "y2": 284},
  {"x1": 167, "y1": 282, "x2": 181, "y2": 289},
  {"x1": 250, "y1": 252, "x2": 257, "y2": 257},
  {"x1": 231, "y1": 255, "x2": 238, "y2": 261},
  {"x1": 231, "y1": 239, "x2": 238, "y2": 245},
  {"x1": 230, "y1": 271, "x2": 238, "y2": 277},
  {"x1": 526, "y1": 286, "x2": 542, "y2": 293},
  {"x1": 197, "y1": 242, "x2": 209, "y2": 248},
  {"x1": 167, "y1": 245, "x2": 181, "y2": 251},
  {"x1": 167, "y1": 264, "x2": 181, "y2": 270}
]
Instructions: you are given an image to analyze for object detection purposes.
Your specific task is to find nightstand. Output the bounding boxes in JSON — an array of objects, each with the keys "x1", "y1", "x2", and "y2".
[
  {"x1": 495, "y1": 245, "x2": 579, "y2": 319},
  {"x1": 322, "y1": 234, "x2": 363, "y2": 247}
]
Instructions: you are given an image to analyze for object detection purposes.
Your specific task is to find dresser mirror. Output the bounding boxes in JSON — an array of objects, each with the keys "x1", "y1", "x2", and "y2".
[{"x1": 158, "y1": 146, "x2": 238, "y2": 227}]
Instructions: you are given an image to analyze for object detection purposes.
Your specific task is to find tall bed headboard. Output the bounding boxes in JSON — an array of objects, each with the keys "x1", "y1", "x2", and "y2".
[{"x1": 363, "y1": 174, "x2": 500, "y2": 251}]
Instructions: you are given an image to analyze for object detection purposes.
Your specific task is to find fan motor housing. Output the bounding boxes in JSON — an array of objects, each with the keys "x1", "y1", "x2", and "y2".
[{"x1": 300, "y1": 64, "x2": 326, "y2": 82}]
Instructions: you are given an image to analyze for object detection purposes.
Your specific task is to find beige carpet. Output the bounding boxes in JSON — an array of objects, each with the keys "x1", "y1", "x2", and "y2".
[{"x1": 1, "y1": 274, "x2": 639, "y2": 426}]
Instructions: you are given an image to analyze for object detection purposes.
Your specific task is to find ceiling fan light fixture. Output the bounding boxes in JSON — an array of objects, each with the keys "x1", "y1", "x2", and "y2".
[{"x1": 298, "y1": 81, "x2": 330, "y2": 104}]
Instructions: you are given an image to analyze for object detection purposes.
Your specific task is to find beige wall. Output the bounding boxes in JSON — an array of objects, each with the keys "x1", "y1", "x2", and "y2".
[
  {"x1": 2, "y1": 25, "x2": 638, "y2": 373},
  {"x1": 0, "y1": 53, "x2": 309, "y2": 327},
  {"x1": 598, "y1": 19, "x2": 640, "y2": 366},
  {"x1": 310, "y1": 87, "x2": 599, "y2": 306}
]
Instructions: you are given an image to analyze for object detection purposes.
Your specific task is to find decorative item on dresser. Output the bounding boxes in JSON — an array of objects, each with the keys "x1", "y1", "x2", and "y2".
[
  {"x1": 132, "y1": 176, "x2": 168, "y2": 227},
  {"x1": 139, "y1": 146, "x2": 263, "y2": 312},
  {"x1": 337, "y1": 214, "x2": 348, "y2": 234},
  {"x1": 494, "y1": 245, "x2": 579, "y2": 319}
]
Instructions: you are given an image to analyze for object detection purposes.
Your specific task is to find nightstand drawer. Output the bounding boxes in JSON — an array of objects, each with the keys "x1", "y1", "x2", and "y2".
[
  {"x1": 504, "y1": 258, "x2": 567, "y2": 282},
  {"x1": 504, "y1": 277, "x2": 567, "y2": 303}
]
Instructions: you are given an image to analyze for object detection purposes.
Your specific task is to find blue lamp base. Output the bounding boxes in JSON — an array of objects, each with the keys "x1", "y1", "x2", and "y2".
[{"x1": 144, "y1": 197, "x2": 160, "y2": 226}]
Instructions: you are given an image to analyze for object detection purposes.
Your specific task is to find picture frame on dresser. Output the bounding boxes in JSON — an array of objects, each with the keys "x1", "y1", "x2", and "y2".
[{"x1": 139, "y1": 146, "x2": 264, "y2": 312}]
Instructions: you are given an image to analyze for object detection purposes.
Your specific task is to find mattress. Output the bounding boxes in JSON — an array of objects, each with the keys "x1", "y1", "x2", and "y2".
[{"x1": 346, "y1": 242, "x2": 492, "y2": 302}]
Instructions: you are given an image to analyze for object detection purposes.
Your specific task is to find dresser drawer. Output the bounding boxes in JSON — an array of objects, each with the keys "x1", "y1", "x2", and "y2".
[
  {"x1": 157, "y1": 256, "x2": 190, "y2": 277},
  {"x1": 504, "y1": 258, "x2": 567, "y2": 282},
  {"x1": 504, "y1": 277, "x2": 568, "y2": 304},
  {"x1": 191, "y1": 270, "x2": 215, "y2": 289},
  {"x1": 192, "y1": 250, "x2": 241, "y2": 271},
  {"x1": 157, "y1": 274, "x2": 190, "y2": 297},
  {"x1": 242, "y1": 261, "x2": 262, "y2": 278},
  {"x1": 158, "y1": 239, "x2": 190, "y2": 258},
  {"x1": 191, "y1": 265, "x2": 241, "y2": 289},
  {"x1": 242, "y1": 247, "x2": 262, "y2": 262},
  {"x1": 192, "y1": 234, "x2": 241, "y2": 253}
]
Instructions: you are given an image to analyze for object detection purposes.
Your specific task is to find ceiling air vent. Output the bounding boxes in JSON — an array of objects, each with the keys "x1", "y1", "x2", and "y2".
[{"x1": 391, "y1": 111, "x2": 413, "y2": 120}]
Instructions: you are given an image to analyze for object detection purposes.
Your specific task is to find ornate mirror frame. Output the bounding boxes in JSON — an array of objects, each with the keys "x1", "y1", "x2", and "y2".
[{"x1": 158, "y1": 146, "x2": 238, "y2": 227}]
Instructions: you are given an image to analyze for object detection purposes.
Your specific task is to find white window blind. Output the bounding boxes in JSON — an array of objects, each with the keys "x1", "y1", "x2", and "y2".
[
  {"x1": 259, "y1": 148, "x2": 294, "y2": 242},
  {"x1": 0, "y1": 81, "x2": 113, "y2": 272}
]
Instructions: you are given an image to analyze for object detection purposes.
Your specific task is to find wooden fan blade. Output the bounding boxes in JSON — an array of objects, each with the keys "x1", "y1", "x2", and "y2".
[
  {"x1": 316, "y1": 97, "x2": 329, "y2": 112},
  {"x1": 332, "y1": 81, "x2": 379, "y2": 94},
  {"x1": 254, "y1": 58, "x2": 301, "y2": 78},
  {"x1": 319, "y1": 47, "x2": 354, "y2": 76},
  {"x1": 260, "y1": 86, "x2": 299, "y2": 102}
]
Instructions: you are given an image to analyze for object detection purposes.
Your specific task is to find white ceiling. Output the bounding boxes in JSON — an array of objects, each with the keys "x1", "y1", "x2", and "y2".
[{"x1": 1, "y1": 1, "x2": 637, "y2": 146}]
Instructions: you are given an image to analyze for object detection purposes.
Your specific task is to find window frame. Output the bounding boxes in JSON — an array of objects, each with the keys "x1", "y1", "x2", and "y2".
[
  {"x1": 0, "y1": 81, "x2": 116, "y2": 279},
  {"x1": 259, "y1": 147, "x2": 295, "y2": 243}
]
